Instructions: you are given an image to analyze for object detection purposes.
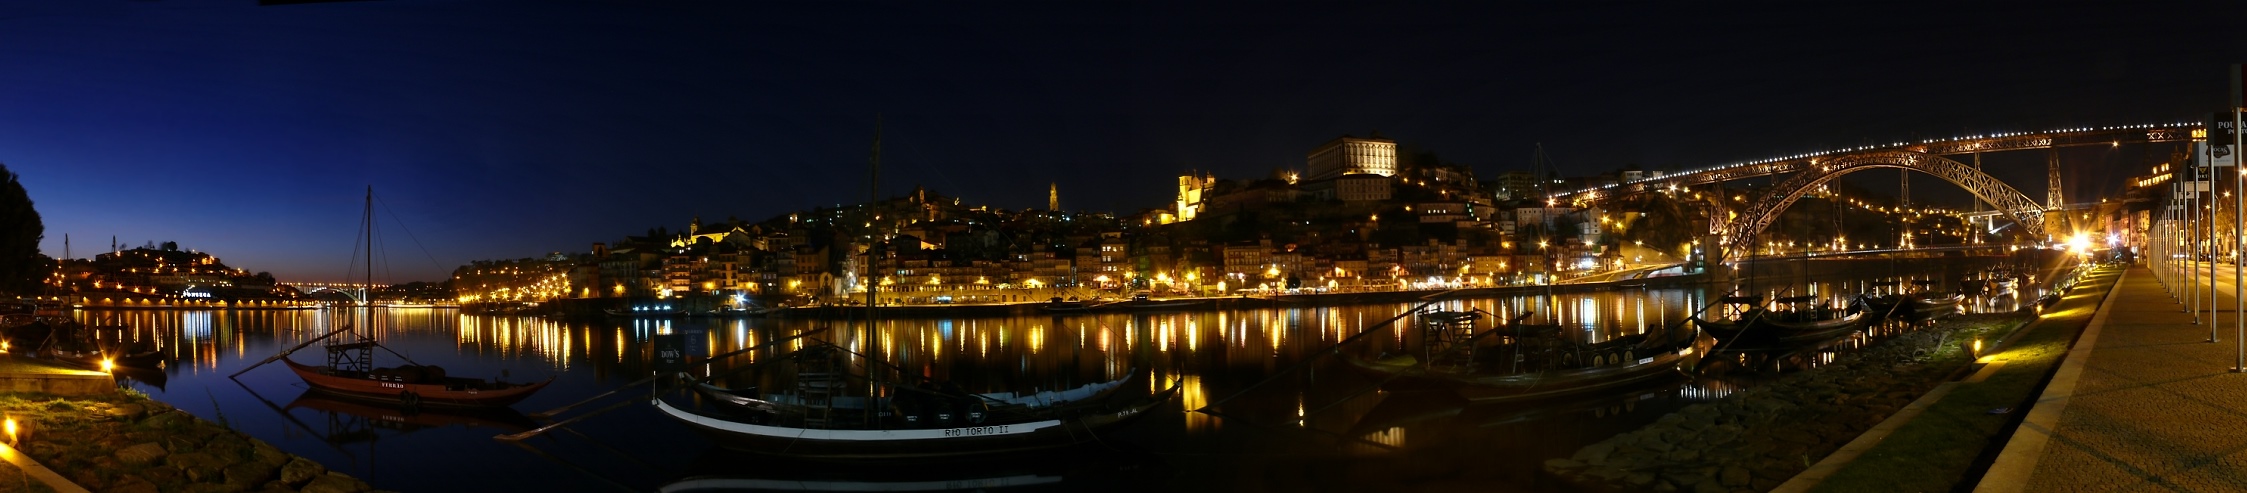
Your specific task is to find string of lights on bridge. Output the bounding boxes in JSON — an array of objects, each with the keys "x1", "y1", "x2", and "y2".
[{"x1": 1565, "y1": 121, "x2": 2206, "y2": 198}]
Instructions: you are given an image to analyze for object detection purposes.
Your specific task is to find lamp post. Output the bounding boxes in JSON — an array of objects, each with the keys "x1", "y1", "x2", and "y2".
[{"x1": 2233, "y1": 105, "x2": 2244, "y2": 371}]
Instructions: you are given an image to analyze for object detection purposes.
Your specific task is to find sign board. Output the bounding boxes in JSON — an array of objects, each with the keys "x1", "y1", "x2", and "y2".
[
  {"x1": 2181, "y1": 161, "x2": 2214, "y2": 181},
  {"x1": 2209, "y1": 112, "x2": 2237, "y2": 167}
]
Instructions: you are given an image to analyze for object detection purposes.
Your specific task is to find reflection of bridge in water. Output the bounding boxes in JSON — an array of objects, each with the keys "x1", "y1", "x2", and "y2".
[{"x1": 1555, "y1": 123, "x2": 2199, "y2": 264}]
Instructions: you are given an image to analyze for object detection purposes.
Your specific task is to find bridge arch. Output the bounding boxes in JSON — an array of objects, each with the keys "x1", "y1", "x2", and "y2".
[
  {"x1": 1719, "y1": 150, "x2": 2046, "y2": 263},
  {"x1": 303, "y1": 287, "x2": 365, "y2": 302}
]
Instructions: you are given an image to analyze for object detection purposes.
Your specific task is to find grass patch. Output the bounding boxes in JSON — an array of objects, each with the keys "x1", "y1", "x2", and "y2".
[{"x1": 1807, "y1": 266, "x2": 2118, "y2": 493}]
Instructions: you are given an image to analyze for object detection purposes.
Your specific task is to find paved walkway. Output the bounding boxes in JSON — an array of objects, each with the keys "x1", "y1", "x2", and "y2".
[{"x1": 1978, "y1": 265, "x2": 2247, "y2": 493}]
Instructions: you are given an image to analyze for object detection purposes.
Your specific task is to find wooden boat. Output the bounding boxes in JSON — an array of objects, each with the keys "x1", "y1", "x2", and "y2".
[
  {"x1": 1761, "y1": 301, "x2": 1866, "y2": 344},
  {"x1": 1900, "y1": 293, "x2": 1962, "y2": 321},
  {"x1": 689, "y1": 367, "x2": 1137, "y2": 427},
  {"x1": 1860, "y1": 292, "x2": 1961, "y2": 323},
  {"x1": 286, "y1": 392, "x2": 537, "y2": 434},
  {"x1": 46, "y1": 347, "x2": 167, "y2": 371},
  {"x1": 40, "y1": 324, "x2": 169, "y2": 370},
  {"x1": 1697, "y1": 296, "x2": 1865, "y2": 350},
  {"x1": 1687, "y1": 296, "x2": 1766, "y2": 345},
  {"x1": 655, "y1": 377, "x2": 1176, "y2": 460},
  {"x1": 259, "y1": 188, "x2": 553, "y2": 410},
  {"x1": 1340, "y1": 309, "x2": 1701, "y2": 403},
  {"x1": 283, "y1": 357, "x2": 551, "y2": 409}
]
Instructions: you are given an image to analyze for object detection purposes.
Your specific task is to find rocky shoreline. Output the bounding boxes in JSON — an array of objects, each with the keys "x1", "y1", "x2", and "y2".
[
  {"x1": 1542, "y1": 312, "x2": 2031, "y2": 493},
  {"x1": 1, "y1": 390, "x2": 385, "y2": 493}
]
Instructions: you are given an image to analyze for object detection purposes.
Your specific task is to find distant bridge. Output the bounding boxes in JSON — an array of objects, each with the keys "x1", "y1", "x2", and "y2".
[
  {"x1": 288, "y1": 282, "x2": 382, "y2": 302},
  {"x1": 1555, "y1": 123, "x2": 2200, "y2": 264},
  {"x1": 1560, "y1": 123, "x2": 2197, "y2": 203}
]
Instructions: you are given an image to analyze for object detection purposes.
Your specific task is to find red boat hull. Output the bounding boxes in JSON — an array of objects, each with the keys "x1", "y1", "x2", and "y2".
[{"x1": 283, "y1": 358, "x2": 551, "y2": 409}]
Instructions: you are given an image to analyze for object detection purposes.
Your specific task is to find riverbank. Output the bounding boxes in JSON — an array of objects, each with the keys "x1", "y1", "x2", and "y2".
[
  {"x1": 0, "y1": 389, "x2": 385, "y2": 493},
  {"x1": 541, "y1": 269, "x2": 1720, "y2": 321},
  {"x1": 1542, "y1": 311, "x2": 2036, "y2": 492}
]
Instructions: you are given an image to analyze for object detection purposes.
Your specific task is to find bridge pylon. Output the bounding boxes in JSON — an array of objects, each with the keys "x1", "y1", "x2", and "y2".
[{"x1": 2047, "y1": 149, "x2": 2069, "y2": 237}]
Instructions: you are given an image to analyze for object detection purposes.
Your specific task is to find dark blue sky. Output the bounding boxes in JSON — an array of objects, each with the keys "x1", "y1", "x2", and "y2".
[{"x1": 4, "y1": 0, "x2": 2242, "y2": 283}]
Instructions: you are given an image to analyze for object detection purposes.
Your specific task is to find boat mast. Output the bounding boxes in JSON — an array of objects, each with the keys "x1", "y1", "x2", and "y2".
[
  {"x1": 365, "y1": 186, "x2": 373, "y2": 335},
  {"x1": 1535, "y1": 144, "x2": 1556, "y2": 322},
  {"x1": 865, "y1": 117, "x2": 882, "y2": 428}
]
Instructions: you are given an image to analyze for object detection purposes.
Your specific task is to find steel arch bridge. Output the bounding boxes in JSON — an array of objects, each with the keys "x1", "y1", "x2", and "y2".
[
  {"x1": 1717, "y1": 150, "x2": 2047, "y2": 263},
  {"x1": 1558, "y1": 123, "x2": 2198, "y2": 203},
  {"x1": 302, "y1": 286, "x2": 366, "y2": 302}
]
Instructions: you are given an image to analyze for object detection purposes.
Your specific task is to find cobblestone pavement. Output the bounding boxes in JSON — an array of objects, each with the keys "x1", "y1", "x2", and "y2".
[{"x1": 2017, "y1": 265, "x2": 2247, "y2": 493}]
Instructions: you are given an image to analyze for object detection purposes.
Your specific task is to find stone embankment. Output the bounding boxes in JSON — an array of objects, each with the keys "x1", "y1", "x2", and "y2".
[
  {"x1": 1543, "y1": 313, "x2": 2028, "y2": 493},
  {"x1": 2, "y1": 391, "x2": 385, "y2": 493}
]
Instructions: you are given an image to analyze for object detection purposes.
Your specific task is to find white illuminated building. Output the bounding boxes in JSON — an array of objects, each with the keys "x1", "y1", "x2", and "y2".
[{"x1": 1305, "y1": 134, "x2": 1397, "y2": 181}]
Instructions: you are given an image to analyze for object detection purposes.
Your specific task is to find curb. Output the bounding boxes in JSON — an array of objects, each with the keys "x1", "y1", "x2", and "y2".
[
  {"x1": 0, "y1": 440, "x2": 89, "y2": 493},
  {"x1": 1770, "y1": 265, "x2": 2121, "y2": 493},
  {"x1": 1970, "y1": 266, "x2": 2131, "y2": 493}
]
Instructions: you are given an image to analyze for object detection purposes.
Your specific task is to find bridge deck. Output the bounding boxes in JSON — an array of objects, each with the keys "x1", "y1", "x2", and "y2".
[{"x1": 1563, "y1": 123, "x2": 2197, "y2": 201}]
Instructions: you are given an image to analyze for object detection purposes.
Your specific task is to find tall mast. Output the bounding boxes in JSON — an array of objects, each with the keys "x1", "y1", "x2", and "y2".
[
  {"x1": 867, "y1": 118, "x2": 881, "y2": 318},
  {"x1": 1534, "y1": 144, "x2": 1555, "y2": 319},
  {"x1": 365, "y1": 186, "x2": 374, "y2": 333},
  {"x1": 865, "y1": 117, "x2": 882, "y2": 427}
]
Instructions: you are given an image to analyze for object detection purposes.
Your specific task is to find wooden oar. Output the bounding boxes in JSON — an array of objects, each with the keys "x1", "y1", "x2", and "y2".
[
  {"x1": 227, "y1": 325, "x2": 355, "y2": 379},
  {"x1": 525, "y1": 326, "x2": 827, "y2": 419}
]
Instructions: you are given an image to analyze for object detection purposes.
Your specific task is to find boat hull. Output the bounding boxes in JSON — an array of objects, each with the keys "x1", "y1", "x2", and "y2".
[
  {"x1": 657, "y1": 385, "x2": 1176, "y2": 460},
  {"x1": 1343, "y1": 350, "x2": 1691, "y2": 404},
  {"x1": 283, "y1": 358, "x2": 551, "y2": 409},
  {"x1": 1700, "y1": 310, "x2": 1866, "y2": 350}
]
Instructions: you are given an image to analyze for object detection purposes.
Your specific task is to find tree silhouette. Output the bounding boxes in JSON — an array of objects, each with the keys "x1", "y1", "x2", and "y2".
[{"x1": 0, "y1": 165, "x2": 44, "y2": 295}]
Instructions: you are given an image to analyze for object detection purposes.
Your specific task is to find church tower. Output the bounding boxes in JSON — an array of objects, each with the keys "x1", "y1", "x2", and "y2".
[{"x1": 1049, "y1": 183, "x2": 1059, "y2": 211}]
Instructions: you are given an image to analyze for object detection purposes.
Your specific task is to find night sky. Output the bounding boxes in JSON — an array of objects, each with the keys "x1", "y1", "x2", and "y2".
[{"x1": 4, "y1": 1, "x2": 2243, "y2": 283}]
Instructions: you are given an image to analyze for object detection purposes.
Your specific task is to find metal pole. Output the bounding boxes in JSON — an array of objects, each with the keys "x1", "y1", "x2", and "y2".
[
  {"x1": 2220, "y1": 106, "x2": 2238, "y2": 369},
  {"x1": 2194, "y1": 170, "x2": 2201, "y2": 325}
]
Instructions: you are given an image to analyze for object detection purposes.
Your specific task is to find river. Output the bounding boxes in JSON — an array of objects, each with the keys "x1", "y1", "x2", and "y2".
[{"x1": 70, "y1": 256, "x2": 2045, "y2": 492}]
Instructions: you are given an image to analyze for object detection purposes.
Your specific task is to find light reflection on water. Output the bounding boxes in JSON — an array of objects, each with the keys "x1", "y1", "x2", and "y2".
[{"x1": 62, "y1": 256, "x2": 2039, "y2": 492}]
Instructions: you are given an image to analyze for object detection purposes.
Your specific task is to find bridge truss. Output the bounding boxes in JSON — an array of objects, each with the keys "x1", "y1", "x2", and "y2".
[
  {"x1": 1719, "y1": 150, "x2": 2046, "y2": 263},
  {"x1": 1564, "y1": 124, "x2": 2198, "y2": 203}
]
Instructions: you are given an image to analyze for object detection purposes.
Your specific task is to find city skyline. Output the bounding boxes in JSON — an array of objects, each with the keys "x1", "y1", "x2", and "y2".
[{"x1": 5, "y1": 1, "x2": 2243, "y2": 282}]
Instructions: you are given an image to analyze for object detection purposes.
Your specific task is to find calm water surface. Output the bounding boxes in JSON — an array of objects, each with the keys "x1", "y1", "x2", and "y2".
[{"x1": 74, "y1": 257, "x2": 2039, "y2": 492}]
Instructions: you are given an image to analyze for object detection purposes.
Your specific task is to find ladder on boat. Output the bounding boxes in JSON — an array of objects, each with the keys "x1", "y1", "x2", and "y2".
[
  {"x1": 1420, "y1": 310, "x2": 1480, "y2": 370},
  {"x1": 325, "y1": 333, "x2": 375, "y2": 374}
]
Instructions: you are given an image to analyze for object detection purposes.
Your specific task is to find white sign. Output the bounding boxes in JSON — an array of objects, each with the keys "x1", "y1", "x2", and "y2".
[{"x1": 2203, "y1": 141, "x2": 2237, "y2": 168}]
